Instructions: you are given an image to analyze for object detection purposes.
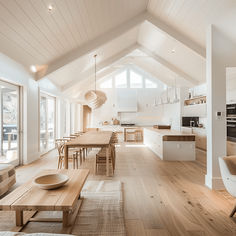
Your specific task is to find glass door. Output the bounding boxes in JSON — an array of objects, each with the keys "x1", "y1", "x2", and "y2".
[
  {"x1": 0, "y1": 80, "x2": 20, "y2": 166},
  {"x1": 40, "y1": 93, "x2": 56, "y2": 153}
]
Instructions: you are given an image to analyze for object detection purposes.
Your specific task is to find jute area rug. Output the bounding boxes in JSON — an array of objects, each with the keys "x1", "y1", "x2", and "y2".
[{"x1": 0, "y1": 180, "x2": 126, "y2": 236}]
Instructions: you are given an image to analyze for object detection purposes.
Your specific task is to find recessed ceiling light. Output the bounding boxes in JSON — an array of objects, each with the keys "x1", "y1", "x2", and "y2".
[
  {"x1": 30, "y1": 65, "x2": 37, "y2": 73},
  {"x1": 48, "y1": 4, "x2": 54, "y2": 13}
]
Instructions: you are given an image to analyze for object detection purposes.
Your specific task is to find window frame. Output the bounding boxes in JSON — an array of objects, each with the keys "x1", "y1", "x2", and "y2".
[{"x1": 39, "y1": 91, "x2": 56, "y2": 154}]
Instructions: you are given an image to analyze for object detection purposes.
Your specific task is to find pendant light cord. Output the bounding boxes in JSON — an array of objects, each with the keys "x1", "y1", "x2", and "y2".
[{"x1": 94, "y1": 54, "x2": 97, "y2": 93}]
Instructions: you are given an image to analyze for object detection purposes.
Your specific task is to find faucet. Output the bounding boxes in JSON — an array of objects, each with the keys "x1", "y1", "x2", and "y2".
[{"x1": 190, "y1": 120, "x2": 195, "y2": 127}]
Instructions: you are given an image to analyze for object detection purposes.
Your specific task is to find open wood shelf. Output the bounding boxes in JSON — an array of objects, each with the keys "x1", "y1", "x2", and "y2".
[{"x1": 184, "y1": 96, "x2": 206, "y2": 106}]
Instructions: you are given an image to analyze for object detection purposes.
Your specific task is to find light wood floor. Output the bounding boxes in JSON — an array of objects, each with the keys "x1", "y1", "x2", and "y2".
[{"x1": 1, "y1": 142, "x2": 236, "y2": 235}]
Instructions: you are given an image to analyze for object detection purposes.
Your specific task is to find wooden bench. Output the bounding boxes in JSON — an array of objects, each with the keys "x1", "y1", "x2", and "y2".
[{"x1": 0, "y1": 169, "x2": 89, "y2": 233}]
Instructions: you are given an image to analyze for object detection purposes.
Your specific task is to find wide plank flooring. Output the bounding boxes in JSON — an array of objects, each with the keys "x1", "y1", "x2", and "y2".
[{"x1": 0, "y1": 142, "x2": 236, "y2": 235}]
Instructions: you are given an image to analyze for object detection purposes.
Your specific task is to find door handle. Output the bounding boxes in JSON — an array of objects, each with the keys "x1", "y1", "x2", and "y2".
[{"x1": 227, "y1": 124, "x2": 236, "y2": 127}]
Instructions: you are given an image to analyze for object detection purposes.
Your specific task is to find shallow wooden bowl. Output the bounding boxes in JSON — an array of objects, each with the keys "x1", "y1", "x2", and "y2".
[{"x1": 34, "y1": 174, "x2": 69, "y2": 190}]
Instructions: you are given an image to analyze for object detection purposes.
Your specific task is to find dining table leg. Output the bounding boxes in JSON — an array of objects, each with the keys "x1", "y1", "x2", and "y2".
[
  {"x1": 64, "y1": 145, "x2": 68, "y2": 169},
  {"x1": 106, "y1": 145, "x2": 110, "y2": 176}
]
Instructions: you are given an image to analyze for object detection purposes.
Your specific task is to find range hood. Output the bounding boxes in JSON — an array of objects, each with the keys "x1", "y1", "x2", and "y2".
[{"x1": 116, "y1": 89, "x2": 137, "y2": 112}]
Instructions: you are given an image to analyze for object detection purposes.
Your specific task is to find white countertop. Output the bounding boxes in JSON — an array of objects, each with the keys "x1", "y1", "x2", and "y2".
[{"x1": 144, "y1": 127, "x2": 195, "y2": 137}]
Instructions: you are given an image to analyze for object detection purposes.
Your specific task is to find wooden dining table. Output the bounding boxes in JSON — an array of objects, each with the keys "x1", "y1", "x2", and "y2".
[{"x1": 64, "y1": 131, "x2": 113, "y2": 176}]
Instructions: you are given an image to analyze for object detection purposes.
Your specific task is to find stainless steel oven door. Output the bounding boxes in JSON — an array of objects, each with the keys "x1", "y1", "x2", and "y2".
[
  {"x1": 227, "y1": 104, "x2": 236, "y2": 116},
  {"x1": 227, "y1": 119, "x2": 236, "y2": 141}
]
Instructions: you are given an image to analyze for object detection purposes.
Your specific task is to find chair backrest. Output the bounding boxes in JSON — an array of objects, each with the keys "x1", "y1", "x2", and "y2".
[
  {"x1": 55, "y1": 139, "x2": 65, "y2": 148},
  {"x1": 219, "y1": 156, "x2": 236, "y2": 197},
  {"x1": 110, "y1": 132, "x2": 118, "y2": 144}
]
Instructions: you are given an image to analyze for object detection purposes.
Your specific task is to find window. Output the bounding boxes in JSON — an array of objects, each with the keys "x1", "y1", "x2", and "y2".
[
  {"x1": 40, "y1": 93, "x2": 56, "y2": 152},
  {"x1": 130, "y1": 71, "x2": 143, "y2": 88},
  {"x1": 145, "y1": 79, "x2": 157, "y2": 88},
  {"x1": 115, "y1": 71, "x2": 127, "y2": 88},
  {"x1": 0, "y1": 81, "x2": 20, "y2": 166},
  {"x1": 100, "y1": 79, "x2": 112, "y2": 88}
]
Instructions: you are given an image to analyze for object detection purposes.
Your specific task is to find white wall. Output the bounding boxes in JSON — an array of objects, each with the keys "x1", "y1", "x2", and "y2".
[
  {"x1": 0, "y1": 53, "x2": 80, "y2": 164},
  {"x1": 91, "y1": 87, "x2": 181, "y2": 130}
]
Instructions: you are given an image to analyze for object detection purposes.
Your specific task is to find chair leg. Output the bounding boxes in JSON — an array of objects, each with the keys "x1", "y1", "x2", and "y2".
[
  {"x1": 57, "y1": 157, "x2": 61, "y2": 169},
  {"x1": 79, "y1": 149, "x2": 82, "y2": 165},
  {"x1": 80, "y1": 155, "x2": 82, "y2": 166},
  {"x1": 58, "y1": 156, "x2": 63, "y2": 169},
  {"x1": 113, "y1": 148, "x2": 116, "y2": 170},
  {"x1": 95, "y1": 154, "x2": 98, "y2": 174},
  {"x1": 230, "y1": 204, "x2": 236, "y2": 217},
  {"x1": 94, "y1": 162, "x2": 97, "y2": 175},
  {"x1": 73, "y1": 154, "x2": 75, "y2": 169},
  {"x1": 83, "y1": 148, "x2": 86, "y2": 161},
  {"x1": 75, "y1": 152, "x2": 78, "y2": 169}
]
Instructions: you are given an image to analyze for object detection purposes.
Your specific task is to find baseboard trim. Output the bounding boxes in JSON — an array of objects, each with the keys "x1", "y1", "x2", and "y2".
[{"x1": 205, "y1": 174, "x2": 225, "y2": 190}]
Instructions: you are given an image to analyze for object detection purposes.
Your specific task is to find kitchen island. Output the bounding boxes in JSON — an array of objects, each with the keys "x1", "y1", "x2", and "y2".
[{"x1": 143, "y1": 128, "x2": 196, "y2": 161}]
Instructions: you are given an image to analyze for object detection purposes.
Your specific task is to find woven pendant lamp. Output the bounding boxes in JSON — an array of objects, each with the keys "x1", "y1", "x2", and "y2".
[{"x1": 84, "y1": 55, "x2": 107, "y2": 109}]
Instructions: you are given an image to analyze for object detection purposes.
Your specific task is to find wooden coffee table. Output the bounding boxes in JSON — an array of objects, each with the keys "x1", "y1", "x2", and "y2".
[{"x1": 0, "y1": 169, "x2": 89, "y2": 233}]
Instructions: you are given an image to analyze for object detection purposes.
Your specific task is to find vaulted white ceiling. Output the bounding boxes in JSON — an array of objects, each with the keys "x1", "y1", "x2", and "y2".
[
  {"x1": 0, "y1": 0, "x2": 147, "y2": 68},
  {"x1": 0, "y1": 0, "x2": 235, "y2": 100},
  {"x1": 148, "y1": 0, "x2": 236, "y2": 48}
]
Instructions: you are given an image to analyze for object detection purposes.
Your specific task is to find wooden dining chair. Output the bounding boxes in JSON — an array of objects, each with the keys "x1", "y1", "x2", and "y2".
[
  {"x1": 56, "y1": 138, "x2": 81, "y2": 169},
  {"x1": 135, "y1": 129, "x2": 143, "y2": 142},
  {"x1": 95, "y1": 144, "x2": 116, "y2": 175}
]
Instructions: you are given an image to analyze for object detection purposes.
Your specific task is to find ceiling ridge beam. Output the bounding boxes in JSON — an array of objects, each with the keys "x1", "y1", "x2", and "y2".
[
  {"x1": 144, "y1": 12, "x2": 206, "y2": 58},
  {"x1": 61, "y1": 43, "x2": 139, "y2": 91},
  {"x1": 35, "y1": 13, "x2": 146, "y2": 80},
  {"x1": 36, "y1": 11, "x2": 205, "y2": 81},
  {"x1": 138, "y1": 44, "x2": 199, "y2": 85}
]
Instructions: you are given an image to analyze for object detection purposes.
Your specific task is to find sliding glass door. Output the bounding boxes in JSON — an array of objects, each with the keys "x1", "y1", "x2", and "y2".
[
  {"x1": 0, "y1": 80, "x2": 20, "y2": 166},
  {"x1": 40, "y1": 93, "x2": 56, "y2": 153}
]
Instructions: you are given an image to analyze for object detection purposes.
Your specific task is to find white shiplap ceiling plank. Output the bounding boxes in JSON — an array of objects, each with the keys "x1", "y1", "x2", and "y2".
[
  {"x1": 0, "y1": 0, "x2": 51, "y2": 61},
  {"x1": 32, "y1": 0, "x2": 70, "y2": 52},
  {"x1": 16, "y1": 0, "x2": 63, "y2": 54},
  {"x1": 28, "y1": 0, "x2": 65, "y2": 53},
  {"x1": 8, "y1": 0, "x2": 58, "y2": 57},
  {"x1": 85, "y1": 0, "x2": 103, "y2": 38},
  {"x1": 79, "y1": 0, "x2": 96, "y2": 39},
  {"x1": 0, "y1": 31, "x2": 39, "y2": 67},
  {"x1": 66, "y1": 0, "x2": 87, "y2": 43},
  {"x1": 52, "y1": 0, "x2": 81, "y2": 46},
  {"x1": 0, "y1": 17, "x2": 46, "y2": 64},
  {"x1": 48, "y1": 0, "x2": 77, "y2": 50}
]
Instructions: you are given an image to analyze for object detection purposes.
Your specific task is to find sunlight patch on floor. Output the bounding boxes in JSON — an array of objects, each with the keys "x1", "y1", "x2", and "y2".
[{"x1": 125, "y1": 144, "x2": 146, "y2": 147}]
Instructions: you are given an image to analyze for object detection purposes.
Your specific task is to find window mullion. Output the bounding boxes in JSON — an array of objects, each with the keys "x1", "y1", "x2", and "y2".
[{"x1": 127, "y1": 69, "x2": 130, "y2": 88}]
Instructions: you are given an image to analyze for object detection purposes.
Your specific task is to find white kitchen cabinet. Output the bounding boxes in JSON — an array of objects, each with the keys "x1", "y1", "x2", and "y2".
[
  {"x1": 182, "y1": 103, "x2": 207, "y2": 117},
  {"x1": 192, "y1": 128, "x2": 207, "y2": 151},
  {"x1": 144, "y1": 128, "x2": 163, "y2": 158},
  {"x1": 181, "y1": 127, "x2": 207, "y2": 151}
]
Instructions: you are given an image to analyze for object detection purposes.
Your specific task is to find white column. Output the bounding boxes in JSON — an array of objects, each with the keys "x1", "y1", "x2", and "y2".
[
  {"x1": 205, "y1": 25, "x2": 226, "y2": 189},
  {"x1": 205, "y1": 25, "x2": 236, "y2": 189}
]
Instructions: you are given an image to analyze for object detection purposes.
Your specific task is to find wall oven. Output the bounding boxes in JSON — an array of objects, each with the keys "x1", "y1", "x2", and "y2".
[
  {"x1": 227, "y1": 104, "x2": 236, "y2": 117},
  {"x1": 227, "y1": 117, "x2": 236, "y2": 141}
]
